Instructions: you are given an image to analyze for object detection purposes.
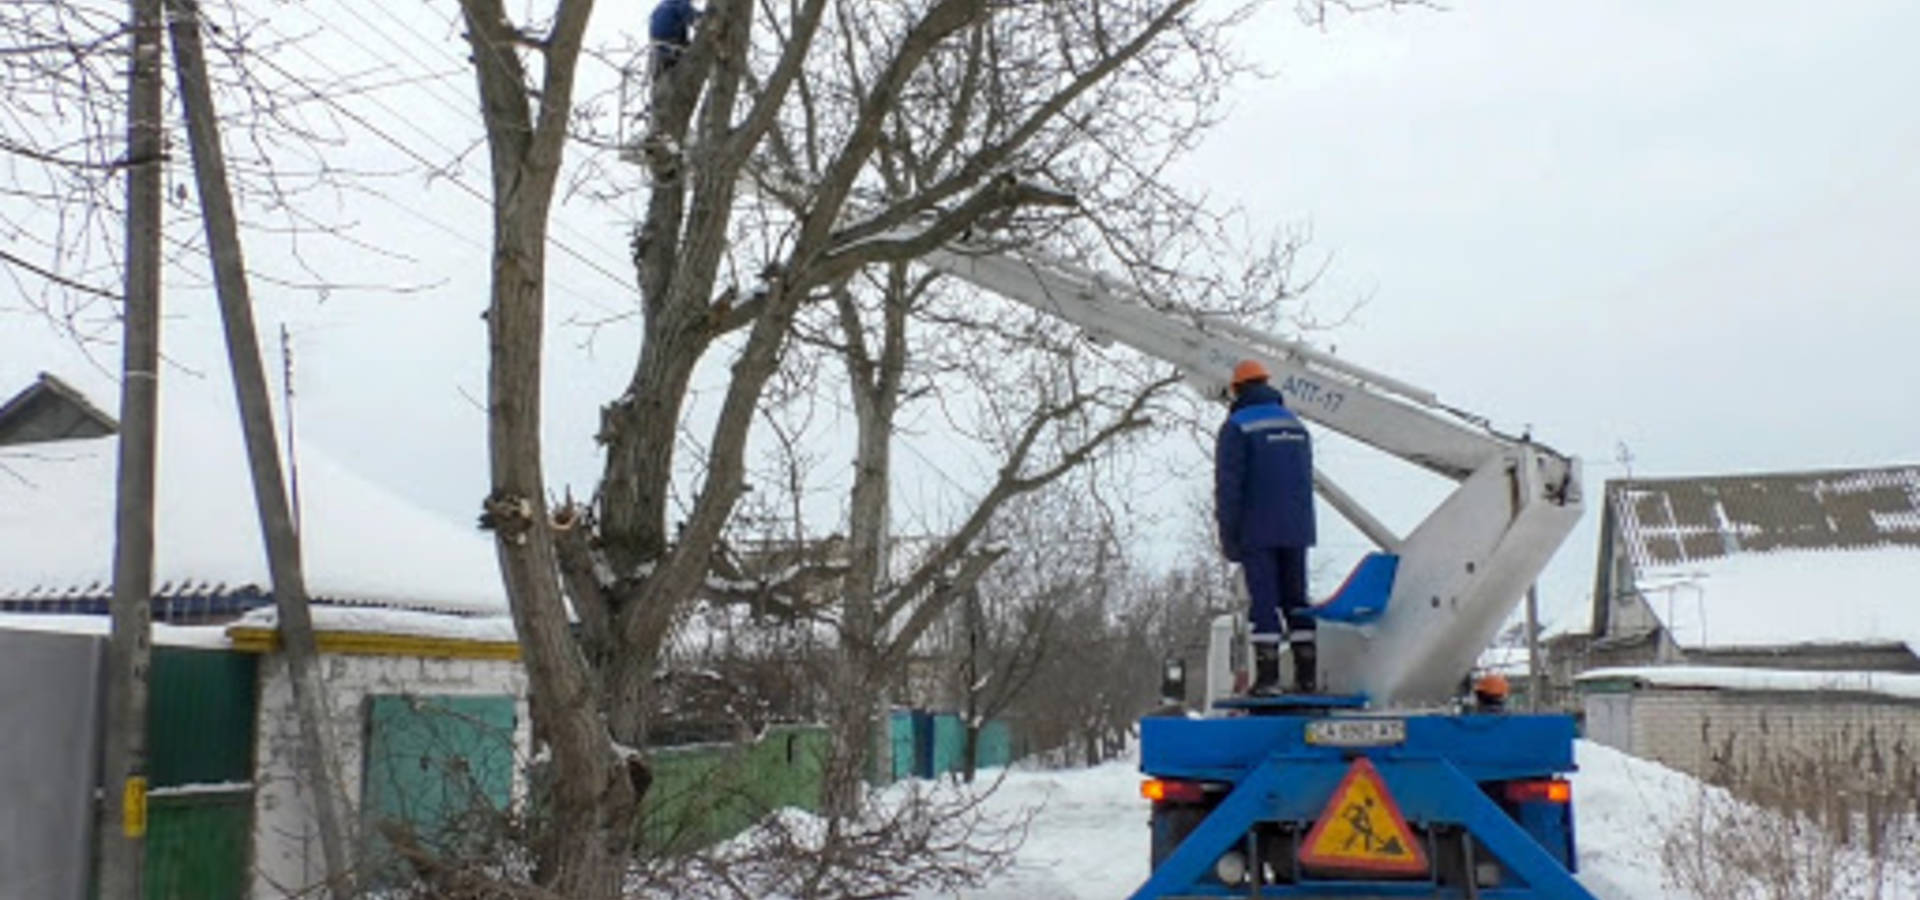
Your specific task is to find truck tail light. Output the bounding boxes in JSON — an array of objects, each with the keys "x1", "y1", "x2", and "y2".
[
  {"x1": 1504, "y1": 779, "x2": 1572, "y2": 804},
  {"x1": 1141, "y1": 778, "x2": 1208, "y2": 804}
]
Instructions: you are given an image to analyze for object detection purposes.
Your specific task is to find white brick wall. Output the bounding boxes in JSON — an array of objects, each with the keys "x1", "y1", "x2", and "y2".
[
  {"x1": 1592, "y1": 688, "x2": 1920, "y2": 791},
  {"x1": 249, "y1": 652, "x2": 529, "y2": 899}
]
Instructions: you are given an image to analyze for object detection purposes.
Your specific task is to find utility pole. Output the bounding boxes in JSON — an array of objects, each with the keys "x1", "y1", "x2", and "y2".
[
  {"x1": 1525, "y1": 584, "x2": 1545, "y2": 713},
  {"x1": 164, "y1": 1, "x2": 351, "y2": 895},
  {"x1": 98, "y1": 0, "x2": 166, "y2": 893},
  {"x1": 281, "y1": 324, "x2": 303, "y2": 533}
]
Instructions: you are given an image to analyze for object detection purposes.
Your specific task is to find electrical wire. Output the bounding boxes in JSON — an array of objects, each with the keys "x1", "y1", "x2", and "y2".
[
  {"x1": 226, "y1": 13, "x2": 639, "y2": 314},
  {"x1": 305, "y1": 0, "x2": 647, "y2": 289}
]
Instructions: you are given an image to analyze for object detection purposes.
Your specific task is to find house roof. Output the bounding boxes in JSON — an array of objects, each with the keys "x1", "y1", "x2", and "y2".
[
  {"x1": 1578, "y1": 665, "x2": 1920, "y2": 703},
  {"x1": 1603, "y1": 466, "x2": 1920, "y2": 655},
  {"x1": 0, "y1": 377, "x2": 507, "y2": 616},
  {"x1": 0, "y1": 372, "x2": 118, "y2": 447},
  {"x1": 1608, "y1": 465, "x2": 1920, "y2": 570}
]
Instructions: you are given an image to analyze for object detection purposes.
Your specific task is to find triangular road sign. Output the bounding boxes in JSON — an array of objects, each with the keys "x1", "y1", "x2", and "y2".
[{"x1": 1298, "y1": 757, "x2": 1430, "y2": 876}]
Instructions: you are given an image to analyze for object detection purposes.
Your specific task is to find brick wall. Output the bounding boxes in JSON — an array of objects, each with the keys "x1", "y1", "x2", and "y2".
[
  {"x1": 1599, "y1": 688, "x2": 1920, "y2": 793},
  {"x1": 249, "y1": 651, "x2": 529, "y2": 899}
]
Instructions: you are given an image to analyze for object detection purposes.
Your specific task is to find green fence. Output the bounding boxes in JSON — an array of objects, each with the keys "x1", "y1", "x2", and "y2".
[
  {"x1": 144, "y1": 791, "x2": 252, "y2": 900},
  {"x1": 888, "y1": 711, "x2": 1011, "y2": 781},
  {"x1": 641, "y1": 724, "x2": 829, "y2": 852}
]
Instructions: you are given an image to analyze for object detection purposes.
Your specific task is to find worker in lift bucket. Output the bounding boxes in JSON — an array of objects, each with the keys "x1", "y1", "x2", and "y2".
[
  {"x1": 650, "y1": 0, "x2": 702, "y2": 77},
  {"x1": 1216, "y1": 359, "x2": 1318, "y2": 694}
]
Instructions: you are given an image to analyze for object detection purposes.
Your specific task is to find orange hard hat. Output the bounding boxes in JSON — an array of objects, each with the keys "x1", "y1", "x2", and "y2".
[
  {"x1": 1474, "y1": 673, "x2": 1511, "y2": 700},
  {"x1": 1231, "y1": 359, "x2": 1270, "y2": 386}
]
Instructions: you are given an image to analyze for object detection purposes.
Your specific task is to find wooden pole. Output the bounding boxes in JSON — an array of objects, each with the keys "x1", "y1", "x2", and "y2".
[
  {"x1": 164, "y1": 1, "x2": 352, "y2": 894},
  {"x1": 97, "y1": 0, "x2": 166, "y2": 893}
]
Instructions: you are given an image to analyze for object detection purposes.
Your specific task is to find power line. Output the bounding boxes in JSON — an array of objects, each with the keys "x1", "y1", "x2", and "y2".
[
  {"x1": 231, "y1": 17, "x2": 639, "y2": 310},
  {"x1": 300, "y1": 0, "x2": 645, "y2": 293}
]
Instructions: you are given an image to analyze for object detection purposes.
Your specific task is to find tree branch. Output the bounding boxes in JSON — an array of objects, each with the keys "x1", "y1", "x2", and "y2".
[
  {"x1": 813, "y1": 175, "x2": 1077, "y2": 283},
  {"x1": 828, "y1": 0, "x2": 1197, "y2": 250},
  {"x1": 878, "y1": 372, "x2": 1176, "y2": 630}
]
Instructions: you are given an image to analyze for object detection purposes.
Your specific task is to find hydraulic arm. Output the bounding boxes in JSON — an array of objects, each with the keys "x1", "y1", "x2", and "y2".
[{"x1": 919, "y1": 243, "x2": 1583, "y2": 706}]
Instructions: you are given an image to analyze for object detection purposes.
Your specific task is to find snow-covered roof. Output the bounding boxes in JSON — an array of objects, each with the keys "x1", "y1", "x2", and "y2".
[
  {"x1": 1578, "y1": 664, "x2": 1920, "y2": 703},
  {"x1": 231, "y1": 605, "x2": 517, "y2": 643},
  {"x1": 0, "y1": 380, "x2": 506, "y2": 615},
  {"x1": 1601, "y1": 467, "x2": 1920, "y2": 654},
  {"x1": 0, "y1": 612, "x2": 233, "y2": 649},
  {"x1": 1631, "y1": 546, "x2": 1920, "y2": 654}
]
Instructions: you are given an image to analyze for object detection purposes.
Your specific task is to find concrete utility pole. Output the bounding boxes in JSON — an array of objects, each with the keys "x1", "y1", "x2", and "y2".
[
  {"x1": 97, "y1": 0, "x2": 167, "y2": 894},
  {"x1": 164, "y1": 1, "x2": 352, "y2": 895},
  {"x1": 1525, "y1": 584, "x2": 1545, "y2": 712}
]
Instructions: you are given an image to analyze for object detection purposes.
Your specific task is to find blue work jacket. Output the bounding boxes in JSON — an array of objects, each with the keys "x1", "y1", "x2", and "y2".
[{"x1": 1215, "y1": 382, "x2": 1316, "y2": 558}]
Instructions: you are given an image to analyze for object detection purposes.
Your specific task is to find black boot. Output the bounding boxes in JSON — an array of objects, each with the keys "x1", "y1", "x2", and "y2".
[
  {"x1": 1291, "y1": 640, "x2": 1317, "y2": 694},
  {"x1": 1251, "y1": 642, "x2": 1283, "y2": 695}
]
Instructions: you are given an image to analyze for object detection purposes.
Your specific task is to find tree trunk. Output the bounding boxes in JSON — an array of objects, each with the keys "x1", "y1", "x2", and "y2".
[
  {"x1": 598, "y1": 319, "x2": 705, "y2": 569},
  {"x1": 97, "y1": 0, "x2": 164, "y2": 892},
  {"x1": 822, "y1": 646, "x2": 881, "y2": 816},
  {"x1": 487, "y1": 206, "x2": 633, "y2": 900},
  {"x1": 962, "y1": 724, "x2": 981, "y2": 785},
  {"x1": 453, "y1": 0, "x2": 629, "y2": 892},
  {"x1": 166, "y1": 3, "x2": 352, "y2": 893},
  {"x1": 962, "y1": 586, "x2": 980, "y2": 784}
]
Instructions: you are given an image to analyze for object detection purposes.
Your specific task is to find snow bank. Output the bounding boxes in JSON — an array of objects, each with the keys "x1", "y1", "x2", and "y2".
[
  {"x1": 1578, "y1": 664, "x2": 1920, "y2": 702},
  {"x1": 1571, "y1": 739, "x2": 1723, "y2": 900},
  {"x1": 908, "y1": 751, "x2": 1152, "y2": 899}
]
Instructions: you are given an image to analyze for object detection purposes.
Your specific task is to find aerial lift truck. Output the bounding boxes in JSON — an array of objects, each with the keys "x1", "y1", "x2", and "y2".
[
  {"x1": 696, "y1": 113, "x2": 1593, "y2": 891},
  {"x1": 919, "y1": 243, "x2": 1593, "y2": 899}
]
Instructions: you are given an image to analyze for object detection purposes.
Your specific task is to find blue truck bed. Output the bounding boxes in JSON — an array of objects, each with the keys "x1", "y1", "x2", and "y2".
[{"x1": 1133, "y1": 704, "x2": 1597, "y2": 900}]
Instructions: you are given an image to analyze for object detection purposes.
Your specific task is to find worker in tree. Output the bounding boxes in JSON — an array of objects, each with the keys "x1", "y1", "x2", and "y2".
[
  {"x1": 650, "y1": 0, "x2": 702, "y2": 77},
  {"x1": 1216, "y1": 359, "x2": 1318, "y2": 694}
]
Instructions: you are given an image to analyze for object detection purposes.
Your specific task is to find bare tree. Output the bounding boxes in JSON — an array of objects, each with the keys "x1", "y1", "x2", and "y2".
[
  {"x1": 943, "y1": 486, "x2": 1114, "y2": 782},
  {"x1": 443, "y1": 0, "x2": 1428, "y2": 892},
  {"x1": 448, "y1": 0, "x2": 1286, "y2": 890}
]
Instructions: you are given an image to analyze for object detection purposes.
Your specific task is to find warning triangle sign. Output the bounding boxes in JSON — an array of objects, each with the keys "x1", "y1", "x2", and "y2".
[{"x1": 1298, "y1": 757, "x2": 1430, "y2": 876}]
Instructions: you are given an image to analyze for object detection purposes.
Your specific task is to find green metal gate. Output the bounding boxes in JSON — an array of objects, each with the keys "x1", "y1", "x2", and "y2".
[
  {"x1": 142, "y1": 646, "x2": 259, "y2": 900},
  {"x1": 360, "y1": 694, "x2": 518, "y2": 885}
]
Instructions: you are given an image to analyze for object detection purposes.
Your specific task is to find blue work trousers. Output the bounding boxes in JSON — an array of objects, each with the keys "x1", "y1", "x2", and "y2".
[{"x1": 1241, "y1": 546, "x2": 1312, "y2": 643}]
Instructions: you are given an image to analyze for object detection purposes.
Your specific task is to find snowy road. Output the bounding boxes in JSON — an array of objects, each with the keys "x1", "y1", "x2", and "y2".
[{"x1": 909, "y1": 740, "x2": 1918, "y2": 900}]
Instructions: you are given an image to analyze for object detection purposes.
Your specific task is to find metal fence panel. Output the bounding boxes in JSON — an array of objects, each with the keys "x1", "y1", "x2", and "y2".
[{"x1": 0, "y1": 629, "x2": 105, "y2": 900}]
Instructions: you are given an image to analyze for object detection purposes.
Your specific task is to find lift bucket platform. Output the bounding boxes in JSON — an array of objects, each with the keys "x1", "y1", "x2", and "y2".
[{"x1": 1133, "y1": 712, "x2": 1597, "y2": 900}]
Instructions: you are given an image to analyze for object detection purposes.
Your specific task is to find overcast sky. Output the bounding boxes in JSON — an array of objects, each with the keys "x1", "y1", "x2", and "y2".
[{"x1": 5, "y1": 0, "x2": 1917, "y2": 630}]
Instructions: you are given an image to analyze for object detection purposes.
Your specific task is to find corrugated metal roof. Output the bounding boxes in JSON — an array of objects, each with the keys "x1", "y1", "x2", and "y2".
[{"x1": 1609, "y1": 465, "x2": 1920, "y2": 571}]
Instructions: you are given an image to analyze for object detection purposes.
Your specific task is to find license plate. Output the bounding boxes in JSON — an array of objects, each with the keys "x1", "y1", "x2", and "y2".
[{"x1": 1305, "y1": 718, "x2": 1406, "y2": 747}]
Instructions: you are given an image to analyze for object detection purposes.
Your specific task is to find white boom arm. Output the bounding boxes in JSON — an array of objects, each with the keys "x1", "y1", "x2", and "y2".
[{"x1": 920, "y1": 244, "x2": 1583, "y2": 707}]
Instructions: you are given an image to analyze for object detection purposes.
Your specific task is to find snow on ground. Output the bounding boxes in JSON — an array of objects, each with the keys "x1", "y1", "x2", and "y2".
[
  {"x1": 1571, "y1": 739, "x2": 1708, "y2": 900},
  {"x1": 893, "y1": 740, "x2": 1913, "y2": 900},
  {"x1": 909, "y1": 755, "x2": 1152, "y2": 899}
]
